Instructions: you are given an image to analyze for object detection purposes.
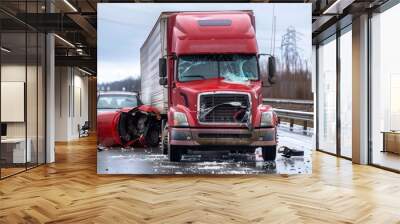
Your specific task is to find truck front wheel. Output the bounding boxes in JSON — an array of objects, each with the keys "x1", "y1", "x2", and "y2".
[
  {"x1": 168, "y1": 145, "x2": 185, "y2": 162},
  {"x1": 262, "y1": 146, "x2": 277, "y2": 161},
  {"x1": 145, "y1": 126, "x2": 160, "y2": 147},
  {"x1": 161, "y1": 123, "x2": 168, "y2": 155}
]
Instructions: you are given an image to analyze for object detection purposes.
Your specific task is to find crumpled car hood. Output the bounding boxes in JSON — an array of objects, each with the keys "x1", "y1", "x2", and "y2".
[{"x1": 97, "y1": 105, "x2": 161, "y2": 148}]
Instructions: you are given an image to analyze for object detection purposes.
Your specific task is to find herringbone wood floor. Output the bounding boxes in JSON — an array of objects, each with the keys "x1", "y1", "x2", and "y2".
[{"x1": 1, "y1": 135, "x2": 400, "y2": 224}]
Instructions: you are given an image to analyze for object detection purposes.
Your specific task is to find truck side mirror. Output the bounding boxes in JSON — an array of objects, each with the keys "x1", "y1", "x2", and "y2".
[
  {"x1": 159, "y1": 77, "x2": 167, "y2": 86},
  {"x1": 268, "y1": 56, "x2": 276, "y2": 84},
  {"x1": 159, "y1": 58, "x2": 167, "y2": 78},
  {"x1": 259, "y1": 54, "x2": 277, "y2": 86}
]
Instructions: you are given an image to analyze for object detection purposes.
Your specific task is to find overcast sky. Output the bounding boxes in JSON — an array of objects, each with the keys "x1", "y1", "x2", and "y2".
[{"x1": 98, "y1": 3, "x2": 311, "y2": 83}]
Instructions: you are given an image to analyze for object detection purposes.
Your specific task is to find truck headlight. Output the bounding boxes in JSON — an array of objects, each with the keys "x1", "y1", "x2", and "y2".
[
  {"x1": 260, "y1": 111, "x2": 274, "y2": 127},
  {"x1": 173, "y1": 111, "x2": 189, "y2": 127}
]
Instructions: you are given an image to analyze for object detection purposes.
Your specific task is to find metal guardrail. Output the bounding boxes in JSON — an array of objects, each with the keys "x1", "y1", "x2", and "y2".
[
  {"x1": 273, "y1": 109, "x2": 314, "y2": 122},
  {"x1": 263, "y1": 98, "x2": 314, "y2": 134},
  {"x1": 273, "y1": 109, "x2": 314, "y2": 134},
  {"x1": 263, "y1": 98, "x2": 314, "y2": 121},
  {"x1": 263, "y1": 98, "x2": 313, "y2": 105}
]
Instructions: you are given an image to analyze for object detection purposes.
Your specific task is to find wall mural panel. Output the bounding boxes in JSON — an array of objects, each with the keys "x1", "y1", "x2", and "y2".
[{"x1": 97, "y1": 3, "x2": 312, "y2": 175}]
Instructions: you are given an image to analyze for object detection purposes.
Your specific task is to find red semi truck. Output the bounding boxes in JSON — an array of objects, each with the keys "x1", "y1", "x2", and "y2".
[{"x1": 141, "y1": 11, "x2": 278, "y2": 161}]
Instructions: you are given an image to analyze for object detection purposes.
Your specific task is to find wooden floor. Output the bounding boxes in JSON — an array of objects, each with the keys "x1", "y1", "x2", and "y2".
[{"x1": 1, "y1": 135, "x2": 400, "y2": 223}]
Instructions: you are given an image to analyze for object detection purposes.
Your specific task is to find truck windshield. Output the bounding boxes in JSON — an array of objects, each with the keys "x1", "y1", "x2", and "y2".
[{"x1": 178, "y1": 54, "x2": 259, "y2": 82}]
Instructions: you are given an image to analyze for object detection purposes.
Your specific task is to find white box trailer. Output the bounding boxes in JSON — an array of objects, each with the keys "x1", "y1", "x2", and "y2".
[{"x1": 140, "y1": 14, "x2": 169, "y2": 115}]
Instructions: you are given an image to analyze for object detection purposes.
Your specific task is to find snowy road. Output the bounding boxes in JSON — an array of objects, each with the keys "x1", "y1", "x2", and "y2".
[{"x1": 97, "y1": 127, "x2": 313, "y2": 175}]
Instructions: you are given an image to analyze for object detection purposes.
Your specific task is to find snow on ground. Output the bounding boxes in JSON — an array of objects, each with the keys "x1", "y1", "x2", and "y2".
[{"x1": 97, "y1": 126, "x2": 313, "y2": 175}]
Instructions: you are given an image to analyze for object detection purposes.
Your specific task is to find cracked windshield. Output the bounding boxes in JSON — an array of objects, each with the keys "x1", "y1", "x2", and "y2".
[{"x1": 178, "y1": 54, "x2": 258, "y2": 82}]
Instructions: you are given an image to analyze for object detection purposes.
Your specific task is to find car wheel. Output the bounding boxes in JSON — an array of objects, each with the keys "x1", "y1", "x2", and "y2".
[
  {"x1": 262, "y1": 145, "x2": 277, "y2": 161},
  {"x1": 168, "y1": 144, "x2": 183, "y2": 162}
]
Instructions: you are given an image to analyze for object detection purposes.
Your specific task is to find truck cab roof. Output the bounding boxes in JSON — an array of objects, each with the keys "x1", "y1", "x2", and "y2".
[{"x1": 169, "y1": 11, "x2": 258, "y2": 55}]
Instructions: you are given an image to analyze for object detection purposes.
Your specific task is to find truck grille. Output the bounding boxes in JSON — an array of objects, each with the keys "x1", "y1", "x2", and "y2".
[{"x1": 198, "y1": 93, "x2": 250, "y2": 123}]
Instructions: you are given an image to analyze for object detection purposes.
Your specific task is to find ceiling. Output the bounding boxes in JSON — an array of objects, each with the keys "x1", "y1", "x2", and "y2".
[{"x1": 0, "y1": 0, "x2": 390, "y2": 75}]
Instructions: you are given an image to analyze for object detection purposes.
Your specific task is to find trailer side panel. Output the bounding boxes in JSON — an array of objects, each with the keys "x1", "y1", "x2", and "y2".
[{"x1": 140, "y1": 17, "x2": 168, "y2": 114}]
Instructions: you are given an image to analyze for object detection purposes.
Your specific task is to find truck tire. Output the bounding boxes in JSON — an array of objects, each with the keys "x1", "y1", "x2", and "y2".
[
  {"x1": 145, "y1": 126, "x2": 160, "y2": 147},
  {"x1": 262, "y1": 145, "x2": 277, "y2": 161},
  {"x1": 161, "y1": 123, "x2": 168, "y2": 155},
  {"x1": 168, "y1": 145, "x2": 183, "y2": 162}
]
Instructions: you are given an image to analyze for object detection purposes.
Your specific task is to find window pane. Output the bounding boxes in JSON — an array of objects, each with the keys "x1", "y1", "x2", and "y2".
[
  {"x1": 0, "y1": 0, "x2": 46, "y2": 179},
  {"x1": 38, "y1": 33, "x2": 46, "y2": 165},
  {"x1": 371, "y1": 4, "x2": 400, "y2": 171},
  {"x1": 340, "y1": 29, "x2": 352, "y2": 158},
  {"x1": 318, "y1": 37, "x2": 337, "y2": 154},
  {"x1": 1, "y1": 31, "x2": 27, "y2": 177},
  {"x1": 27, "y1": 31, "x2": 38, "y2": 169}
]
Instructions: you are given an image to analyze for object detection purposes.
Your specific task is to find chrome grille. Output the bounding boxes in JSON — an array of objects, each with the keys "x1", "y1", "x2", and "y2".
[{"x1": 199, "y1": 93, "x2": 250, "y2": 123}]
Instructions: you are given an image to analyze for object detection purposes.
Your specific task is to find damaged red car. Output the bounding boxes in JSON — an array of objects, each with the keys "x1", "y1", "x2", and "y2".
[{"x1": 97, "y1": 105, "x2": 161, "y2": 148}]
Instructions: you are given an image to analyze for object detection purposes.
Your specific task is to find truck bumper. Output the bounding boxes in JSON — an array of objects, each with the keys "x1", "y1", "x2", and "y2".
[{"x1": 169, "y1": 127, "x2": 277, "y2": 147}]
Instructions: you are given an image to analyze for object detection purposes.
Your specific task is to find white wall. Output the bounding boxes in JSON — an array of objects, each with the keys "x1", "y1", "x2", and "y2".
[
  {"x1": 1, "y1": 65, "x2": 35, "y2": 138},
  {"x1": 71, "y1": 72, "x2": 89, "y2": 138},
  {"x1": 1, "y1": 65, "x2": 26, "y2": 139},
  {"x1": 55, "y1": 66, "x2": 69, "y2": 141},
  {"x1": 55, "y1": 67, "x2": 89, "y2": 141}
]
